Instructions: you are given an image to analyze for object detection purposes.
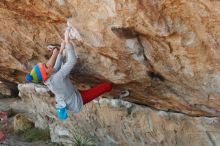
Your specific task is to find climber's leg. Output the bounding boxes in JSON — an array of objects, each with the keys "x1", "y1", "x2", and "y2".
[
  {"x1": 46, "y1": 48, "x2": 60, "y2": 68},
  {"x1": 80, "y1": 82, "x2": 113, "y2": 105}
]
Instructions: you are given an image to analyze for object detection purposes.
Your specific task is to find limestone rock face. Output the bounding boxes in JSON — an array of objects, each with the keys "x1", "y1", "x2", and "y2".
[
  {"x1": 18, "y1": 83, "x2": 220, "y2": 146},
  {"x1": 1, "y1": 1, "x2": 220, "y2": 116},
  {"x1": 0, "y1": 79, "x2": 18, "y2": 98}
]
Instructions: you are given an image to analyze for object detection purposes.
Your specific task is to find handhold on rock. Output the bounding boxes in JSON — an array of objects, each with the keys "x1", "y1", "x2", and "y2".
[
  {"x1": 0, "y1": 131, "x2": 5, "y2": 141},
  {"x1": 66, "y1": 18, "x2": 82, "y2": 41}
]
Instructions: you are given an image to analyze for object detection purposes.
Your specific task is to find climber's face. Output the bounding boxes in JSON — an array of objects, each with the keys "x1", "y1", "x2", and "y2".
[{"x1": 45, "y1": 64, "x2": 54, "y2": 78}]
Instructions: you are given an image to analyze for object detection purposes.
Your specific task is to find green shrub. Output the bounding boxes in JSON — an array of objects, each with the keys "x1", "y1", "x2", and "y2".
[
  {"x1": 71, "y1": 132, "x2": 95, "y2": 146},
  {"x1": 17, "y1": 127, "x2": 50, "y2": 142}
]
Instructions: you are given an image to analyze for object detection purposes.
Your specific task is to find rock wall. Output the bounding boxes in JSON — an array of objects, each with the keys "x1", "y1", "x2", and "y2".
[
  {"x1": 17, "y1": 83, "x2": 220, "y2": 146},
  {"x1": 0, "y1": 79, "x2": 18, "y2": 98},
  {"x1": 0, "y1": 0, "x2": 220, "y2": 117}
]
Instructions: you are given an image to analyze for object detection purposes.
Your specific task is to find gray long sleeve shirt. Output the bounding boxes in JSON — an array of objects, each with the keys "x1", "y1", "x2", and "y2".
[{"x1": 44, "y1": 43, "x2": 83, "y2": 113}]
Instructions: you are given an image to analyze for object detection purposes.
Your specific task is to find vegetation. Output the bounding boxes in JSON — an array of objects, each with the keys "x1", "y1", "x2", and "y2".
[
  {"x1": 70, "y1": 131, "x2": 96, "y2": 146},
  {"x1": 16, "y1": 127, "x2": 50, "y2": 142}
]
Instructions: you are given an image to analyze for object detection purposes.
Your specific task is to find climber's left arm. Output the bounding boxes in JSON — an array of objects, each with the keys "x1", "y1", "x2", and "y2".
[
  {"x1": 53, "y1": 42, "x2": 65, "y2": 72},
  {"x1": 53, "y1": 54, "x2": 62, "y2": 72},
  {"x1": 55, "y1": 43, "x2": 77, "y2": 78}
]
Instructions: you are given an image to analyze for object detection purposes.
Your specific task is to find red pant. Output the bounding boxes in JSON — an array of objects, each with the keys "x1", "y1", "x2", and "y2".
[{"x1": 80, "y1": 82, "x2": 112, "y2": 105}]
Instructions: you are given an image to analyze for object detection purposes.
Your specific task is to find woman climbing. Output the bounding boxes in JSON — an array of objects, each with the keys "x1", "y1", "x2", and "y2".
[{"x1": 25, "y1": 25, "x2": 113, "y2": 120}]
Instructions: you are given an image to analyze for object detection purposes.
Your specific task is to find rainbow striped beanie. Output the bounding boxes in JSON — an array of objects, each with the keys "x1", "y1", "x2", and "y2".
[{"x1": 25, "y1": 63, "x2": 47, "y2": 82}]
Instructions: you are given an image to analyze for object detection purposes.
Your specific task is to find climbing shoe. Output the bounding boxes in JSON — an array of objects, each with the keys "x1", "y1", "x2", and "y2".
[
  {"x1": 119, "y1": 90, "x2": 130, "y2": 98},
  {"x1": 113, "y1": 90, "x2": 130, "y2": 99},
  {"x1": 47, "y1": 44, "x2": 61, "y2": 51}
]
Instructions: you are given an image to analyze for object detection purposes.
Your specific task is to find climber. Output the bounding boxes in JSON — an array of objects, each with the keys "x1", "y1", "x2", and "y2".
[{"x1": 25, "y1": 25, "x2": 113, "y2": 120}]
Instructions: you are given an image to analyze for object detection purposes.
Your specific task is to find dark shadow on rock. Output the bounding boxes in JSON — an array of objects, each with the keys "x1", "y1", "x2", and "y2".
[{"x1": 111, "y1": 27, "x2": 138, "y2": 39}]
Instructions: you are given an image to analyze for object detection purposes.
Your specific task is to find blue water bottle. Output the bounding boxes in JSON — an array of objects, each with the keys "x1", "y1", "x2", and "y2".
[{"x1": 56, "y1": 98, "x2": 68, "y2": 120}]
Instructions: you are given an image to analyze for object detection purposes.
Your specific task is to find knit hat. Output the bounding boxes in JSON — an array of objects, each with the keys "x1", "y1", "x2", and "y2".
[{"x1": 25, "y1": 63, "x2": 47, "y2": 82}]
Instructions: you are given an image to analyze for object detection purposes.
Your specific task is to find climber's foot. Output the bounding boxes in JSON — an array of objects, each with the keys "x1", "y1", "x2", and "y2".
[
  {"x1": 47, "y1": 44, "x2": 61, "y2": 52},
  {"x1": 113, "y1": 90, "x2": 130, "y2": 99},
  {"x1": 119, "y1": 90, "x2": 130, "y2": 99}
]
